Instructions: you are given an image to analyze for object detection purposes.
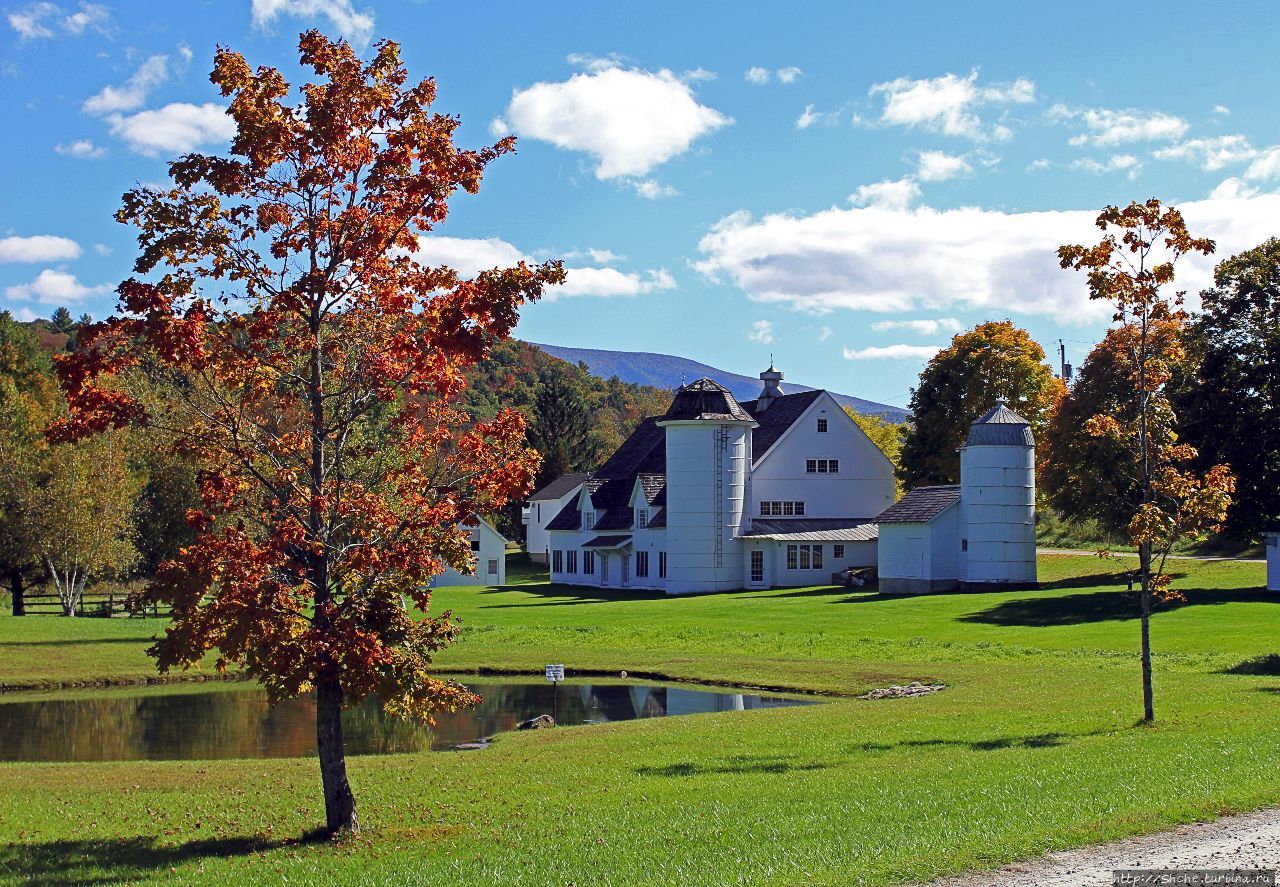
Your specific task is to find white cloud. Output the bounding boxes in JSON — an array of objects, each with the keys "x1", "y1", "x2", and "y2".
[
  {"x1": 563, "y1": 247, "x2": 624, "y2": 264},
  {"x1": 796, "y1": 104, "x2": 822, "y2": 130},
  {"x1": 915, "y1": 150, "x2": 972, "y2": 182},
  {"x1": 817, "y1": 325, "x2": 833, "y2": 341},
  {"x1": 54, "y1": 139, "x2": 106, "y2": 158},
  {"x1": 250, "y1": 0, "x2": 374, "y2": 47},
  {"x1": 1244, "y1": 147, "x2": 1280, "y2": 181},
  {"x1": 7, "y1": 306, "x2": 39, "y2": 322},
  {"x1": 92, "y1": 243, "x2": 112, "y2": 256},
  {"x1": 1212, "y1": 104, "x2": 1231, "y2": 117},
  {"x1": 1051, "y1": 104, "x2": 1188, "y2": 147},
  {"x1": 744, "y1": 66, "x2": 770, "y2": 85},
  {"x1": 83, "y1": 53, "x2": 172, "y2": 115},
  {"x1": 631, "y1": 178, "x2": 679, "y2": 200},
  {"x1": 8, "y1": 2, "x2": 109, "y2": 39},
  {"x1": 868, "y1": 70, "x2": 1035, "y2": 141},
  {"x1": 747, "y1": 320, "x2": 774, "y2": 344},
  {"x1": 1027, "y1": 158, "x2": 1052, "y2": 171},
  {"x1": 61, "y1": 2, "x2": 109, "y2": 35},
  {"x1": 694, "y1": 193, "x2": 1280, "y2": 324},
  {"x1": 416, "y1": 236, "x2": 675, "y2": 301},
  {"x1": 850, "y1": 178, "x2": 920, "y2": 210},
  {"x1": 496, "y1": 66, "x2": 731, "y2": 183},
  {"x1": 776, "y1": 66, "x2": 803, "y2": 84},
  {"x1": 843, "y1": 344, "x2": 942, "y2": 360},
  {"x1": 106, "y1": 102, "x2": 235, "y2": 156},
  {"x1": 871, "y1": 317, "x2": 962, "y2": 335},
  {"x1": 5, "y1": 269, "x2": 110, "y2": 304},
  {"x1": 1154, "y1": 134, "x2": 1257, "y2": 171},
  {"x1": 1209, "y1": 177, "x2": 1258, "y2": 200},
  {"x1": 0, "y1": 235, "x2": 81, "y2": 263},
  {"x1": 1071, "y1": 154, "x2": 1141, "y2": 178},
  {"x1": 682, "y1": 67, "x2": 716, "y2": 83}
]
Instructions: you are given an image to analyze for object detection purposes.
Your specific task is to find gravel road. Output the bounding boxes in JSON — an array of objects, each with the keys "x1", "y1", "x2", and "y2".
[{"x1": 923, "y1": 808, "x2": 1280, "y2": 886}]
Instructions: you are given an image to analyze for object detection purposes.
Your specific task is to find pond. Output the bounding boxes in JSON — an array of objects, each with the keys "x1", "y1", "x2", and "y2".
[{"x1": 0, "y1": 678, "x2": 815, "y2": 762}]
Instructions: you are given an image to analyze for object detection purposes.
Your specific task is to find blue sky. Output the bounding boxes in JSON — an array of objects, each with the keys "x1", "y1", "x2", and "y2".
[{"x1": 4, "y1": 0, "x2": 1280, "y2": 407}]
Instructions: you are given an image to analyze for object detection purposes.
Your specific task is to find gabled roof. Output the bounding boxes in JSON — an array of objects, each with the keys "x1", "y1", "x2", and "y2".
[
  {"x1": 744, "y1": 518, "x2": 879, "y2": 542},
  {"x1": 875, "y1": 485, "x2": 961, "y2": 523},
  {"x1": 660, "y1": 378, "x2": 754, "y2": 422},
  {"x1": 967, "y1": 402, "x2": 1033, "y2": 447},
  {"x1": 637, "y1": 473, "x2": 665, "y2": 504},
  {"x1": 529, "y1": 472, "x2": 589, "y2": 501},
  {"x1": 740, "y1": 389, "x2": 824, "y2": 460}
]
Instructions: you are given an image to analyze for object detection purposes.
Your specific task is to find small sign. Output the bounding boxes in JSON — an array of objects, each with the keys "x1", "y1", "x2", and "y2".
[{"x1": 545, "y1": 664, "x2": 565, "y2": 682}]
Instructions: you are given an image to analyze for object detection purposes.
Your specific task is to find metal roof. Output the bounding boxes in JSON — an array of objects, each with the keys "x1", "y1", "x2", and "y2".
[
  {"x1": 660, "y1": 378, "x2": 755, "y2": 422},
  {"x1": 875, "y1": 486, "x2": 961, "y2": 523},
  {"x1": 581, "y1": 535, "x2": 632, "y2": 549},
  {"x1": 966, "y1": 401, "x2": 1033, "y2": 447},
  {"x1": 743, "y1": 518, "x2": 880, "y2": 542}
]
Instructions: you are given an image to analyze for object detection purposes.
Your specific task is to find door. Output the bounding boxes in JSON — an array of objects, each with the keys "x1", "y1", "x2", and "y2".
[
  {"x1": 600, "y1": 554, "x2": 609, "y2": 587},
  {"x1": 749, "y1": 549, "x2": 765, "y2": 586},
  {"x1": 621, "y1": 555, "x2": 630, "y2": 588}
]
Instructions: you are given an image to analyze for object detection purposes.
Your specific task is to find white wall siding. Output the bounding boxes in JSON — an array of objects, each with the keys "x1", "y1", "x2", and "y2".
[
  {"x1": 663, "y1": 421, "x2": 750, "y2": 593},
  {"x1": 526, "y1": 484, "x2": 584, "y2": 564},
  {"x1": 431, "y1": 520, "x2": 507, "y2": 587},
  {"x1": 1267, "y1": 533, "x2": 1279, "y2": 592},
  {"x1": 878, "y1": 523, "x2": 931, "y2": 579},
  {"x1": 960, "y1": 442, "x2": 1036, "y2": 585}
]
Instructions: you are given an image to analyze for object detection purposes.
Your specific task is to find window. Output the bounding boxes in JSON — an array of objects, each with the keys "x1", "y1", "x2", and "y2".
[
  {"x1": 760, "y1": 501, "x2": 769, "y2": 516},
  {"x1": 583, "y1": 512, "x2": 596, "y2": 530},
  {"x1": 658, "y1": 551, "x2": 667, "y2": 579},
  {"x1": 636, "y1": 551, "x2": 649, "y2": 577},
  {"x1": 829, "y1": 459, "x2": 839, "y2": 473},
  {"x1": 750, "y1": 550, "x2": 764, "y2": 583},
  {"x1": 537, "y1": 504, "x2": 542, "y2": 521},
  {"x1": 584, "y1": 550, "x2": 595, "y2": 575},
  {"x1": 961, "y1": 538, "x2": 969, "y2": 552},
  {"x1": 833, "y1": 544, "x2": 845, "y2": 559},
  {"x1": 769, "y1": 501, "x2": 781, "y2": 515},
  {"x1": 470, "y1": 539, "x2": 481, "y2": 552},
  {"x1": 786, "y1": 544, "x2": 824, "y2": 570},
  {"x1": 637, "y1": 509, "x2": 648, "y2": 529},
  {"x1": 487, "y1": 558, "x2": 499, "y2": 576},
  {"x1": 761, "y1": 501, "x2": 804, "y2": 516},
  {"x1": 807, "y1": 459, "x2": 840, "y2": 474},
  {"x1": 795, "y1": 501, "x2": 805, "y2": 516},
  {"x1": 783, "y1": 501, "x2": 794, "y2": 516},
  {"x1": 817, "y1": 418, "x2": 828, "y2": 433},
  {"x1": 806, "y1": 459, "x2": 817, "y2": 474},
  {"x1": 552, "y1": 550, "x2": 563, "y2": 573},
  {"x1": 567, "y1": 550, "x2": 577, "y2": 574}
]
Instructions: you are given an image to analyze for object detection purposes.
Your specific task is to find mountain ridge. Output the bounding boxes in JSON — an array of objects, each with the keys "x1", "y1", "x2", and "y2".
[{"x1": 530, "y1": 342, "x2": 909, "y2": 421}]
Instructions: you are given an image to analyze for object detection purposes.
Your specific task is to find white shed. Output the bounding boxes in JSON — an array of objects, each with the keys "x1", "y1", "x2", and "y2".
[
  {"x1": 525, "y1": 473, "x2": 588, "y2": 565},
  {"x1": 1267, "y1": 531, "x2": 1279, "y2": 592},
  {"x1": 875, "y1": 486, "x2": 962, "y2": 594},
  {"x1": 430, "y1": 518, "x2": 508, "y2": 587}
]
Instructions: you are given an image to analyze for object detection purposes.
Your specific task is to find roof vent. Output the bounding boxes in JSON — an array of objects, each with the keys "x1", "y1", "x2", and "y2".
[
  {"x1": 756, "y1": 362, "x2": 785, "y2": 411},
  {"x1": 966, "y1": 401, "x2": 1034, "y2": 447}
]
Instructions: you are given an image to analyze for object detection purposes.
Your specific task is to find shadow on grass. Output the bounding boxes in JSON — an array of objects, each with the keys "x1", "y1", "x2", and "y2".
[
  {"x1": 0, "y1": 834, "x2": 296, "y2": 885},
  {"x1": 960, "y1": 585, "x2": 1273, "y2": 627},
  {"x1": 1221, "y1": 653, "x2": 1280, "y2": 675},
  {"x1": 856, "y1": 727, "x2": 1113, "y2": 754},
  {"x1": 477, "y1": 582, "x2": 667, "y2": 608},
  {"x1": 0, "y1": 636, "x2": 157, "y2": 647},
  {"x1": 636, "y1": 753, "x2": 833, "y2": 778}
]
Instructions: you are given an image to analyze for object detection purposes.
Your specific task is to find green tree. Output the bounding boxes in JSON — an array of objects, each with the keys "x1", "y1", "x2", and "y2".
[
  {"x1": 49, "y1": 307, "x2": 75, "y2": 335},
  {"x1": 528, "y1": 363, "x2": 600, "y2": 489},
  {"x1": 900, "y1": 321, "x2": 1063, "y2": 487},
  {"x1": 1175, "y1": 238, "x2": 1280, "y2": 540}
]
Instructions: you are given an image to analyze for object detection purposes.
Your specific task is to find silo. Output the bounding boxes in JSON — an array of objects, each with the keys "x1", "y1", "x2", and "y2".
[
  {"x1": 657, "y1": 378, "x2": 756, "y2": 594},
  {"x1": 960, "y1": 402, "x2": 1037, "y2": 589}
]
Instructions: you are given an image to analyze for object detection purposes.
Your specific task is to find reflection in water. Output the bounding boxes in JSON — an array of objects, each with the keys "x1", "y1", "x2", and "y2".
[{"x1": 0, "y1": 680, "x2": 813, "y2": 762}]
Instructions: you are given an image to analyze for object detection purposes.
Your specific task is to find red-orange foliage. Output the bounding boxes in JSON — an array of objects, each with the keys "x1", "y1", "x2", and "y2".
[{"x1": 51, "y1": 32, "x2": 564, "y2": 833}]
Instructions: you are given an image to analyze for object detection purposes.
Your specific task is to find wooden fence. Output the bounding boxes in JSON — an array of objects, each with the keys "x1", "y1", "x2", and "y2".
[{"x1": 18, "y1": 590, "x2": 168, "y2": 618}]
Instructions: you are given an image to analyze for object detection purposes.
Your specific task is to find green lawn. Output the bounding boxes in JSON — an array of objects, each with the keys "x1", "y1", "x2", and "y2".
[{"x1": 0, "y1": 554, "x2": 1277, "y2": 885}]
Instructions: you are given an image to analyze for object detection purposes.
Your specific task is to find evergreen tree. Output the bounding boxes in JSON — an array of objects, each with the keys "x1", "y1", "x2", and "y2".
[
  {"x1": 529, "y1": 363, "x2": 600, "y2": 488},
  {"x1": 49, "y1": 306, "x2": 75, "y2": 335}
]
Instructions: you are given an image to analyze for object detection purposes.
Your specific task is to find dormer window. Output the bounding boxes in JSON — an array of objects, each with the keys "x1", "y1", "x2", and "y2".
[
  {"x1": 817, "y1": 418, "x2": 828, "y2": 433},
  {"x1": 582, "y1": 511, "x2": 596, "y2": 530},
  {"x1": 636, "y1": 508, "x2": 648, "y2": 529}
]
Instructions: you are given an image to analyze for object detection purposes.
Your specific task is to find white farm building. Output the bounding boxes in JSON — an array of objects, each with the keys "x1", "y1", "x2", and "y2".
[
  {"x1": 876, "y1": 402, "x2": 1037, "y2": 594},
  {"x1": 545, "y1": 366, "x2": 896, "y2": 594},
  {"x1": 429, "y1": 518, "x2": 509, "y2": 588},
  {"x1": 1267, "y1": 530, "x2": 1279, "y2": 592}
]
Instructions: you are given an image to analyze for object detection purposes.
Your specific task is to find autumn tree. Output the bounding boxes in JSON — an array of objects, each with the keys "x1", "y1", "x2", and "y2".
[
  {"x1": 53, "y1": 32, "x2": 563, "y2": 834},
  {"x1": 899, "y1": 321, "x2": 1063, "y2": 487},
  {"x1": 1175, "y1": 238, "x2": 1280, "y2": 540},
  {"x1": 1059, "y1": 199, "x2": 1234, "y2": 723},
  {"x1": 844, "y1": 406, "x2": 907, "y2": 497}
]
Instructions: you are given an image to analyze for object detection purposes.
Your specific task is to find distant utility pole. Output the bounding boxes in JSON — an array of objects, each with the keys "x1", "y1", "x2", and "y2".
[{"x1": 1058, "y1": 339, "x2": 1072, "y2": 384}]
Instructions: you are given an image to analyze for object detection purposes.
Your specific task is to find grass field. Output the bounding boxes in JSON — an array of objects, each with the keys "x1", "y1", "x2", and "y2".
[{"x1": 0, "y1": 553, "x2": 1277, "y2": 885}]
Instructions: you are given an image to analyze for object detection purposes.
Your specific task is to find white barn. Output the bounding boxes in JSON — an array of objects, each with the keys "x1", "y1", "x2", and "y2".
[
  {"x1": 544, "y1": 366, "x2": 896, "y2": 594},
  {"x1": 525, "y1": 473, "x2": 588, "y2": 566},
  {"x1": 1267, "y1": 530, "x2": 1279, "y2": 592},
  {"x1": 430, "y1": 518, "x2": 508, "y2": 587},
  {"x1": 876, "y1": 402, "x2": 1037, "y2": 594}
]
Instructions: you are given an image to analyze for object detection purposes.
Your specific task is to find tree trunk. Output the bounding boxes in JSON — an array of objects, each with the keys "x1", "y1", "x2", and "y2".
[
  {"x1": 316, "y1": 672, "x2": 358, "y2": 835},
  {"x1": 8, "y1": 569, "x2": 24, "y2": 617},
  {"x1": 1139, "y1": 541, "x2": 1154, "y2": 723}
]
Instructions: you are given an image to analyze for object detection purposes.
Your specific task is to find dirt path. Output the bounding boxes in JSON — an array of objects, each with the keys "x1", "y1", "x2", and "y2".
[
  {"x1": 1038, "y1": 547, "x2": 1265, "y2": 563},
  {"x1": 923, "y1": 808, "x2": 1280, "y2": 886}
]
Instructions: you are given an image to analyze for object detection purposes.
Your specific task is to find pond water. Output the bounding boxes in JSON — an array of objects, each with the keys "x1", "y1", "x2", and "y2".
[{"x1": 0, "y1": 679, "x2": 815, "y2": 762}]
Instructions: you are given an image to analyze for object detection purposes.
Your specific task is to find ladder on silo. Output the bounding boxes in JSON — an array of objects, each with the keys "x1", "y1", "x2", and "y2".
[{"x1": 714, "y1": 427, "x2": 728, "y2": 569}]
